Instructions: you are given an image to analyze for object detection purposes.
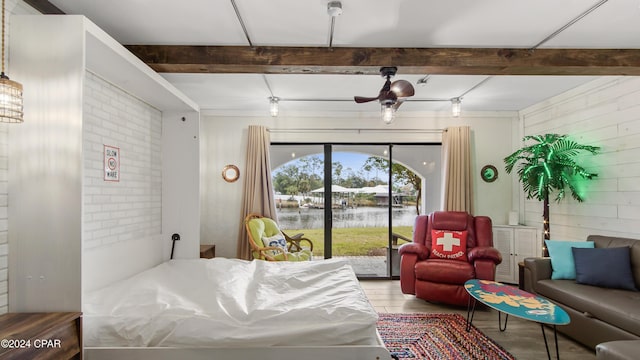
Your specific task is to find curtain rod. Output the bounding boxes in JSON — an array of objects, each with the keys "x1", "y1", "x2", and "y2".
[{"x1": 267, "y1": 128, "x2": 444, "y2": 134}]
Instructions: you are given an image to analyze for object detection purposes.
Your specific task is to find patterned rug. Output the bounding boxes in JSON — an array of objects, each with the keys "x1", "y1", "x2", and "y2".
[{"x1": 377, "y1": 313, "x2": 516, "y2": 360}]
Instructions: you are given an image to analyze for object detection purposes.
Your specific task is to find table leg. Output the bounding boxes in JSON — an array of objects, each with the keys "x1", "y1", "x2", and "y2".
[
  {"x1": 540, "y1": 323, "x2": 560, "y2": 360},
  {"x1": 465, "y1": 295, "x2": 477, "y2": 332},
  {"x1": 498, "y1": 312, "x2": 509, "y2": 332}
]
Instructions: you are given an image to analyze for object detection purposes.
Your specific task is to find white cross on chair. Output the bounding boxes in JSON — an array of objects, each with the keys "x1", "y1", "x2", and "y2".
[{"x1": 437, "y1": 232, "x2": 460, "y2": 251}]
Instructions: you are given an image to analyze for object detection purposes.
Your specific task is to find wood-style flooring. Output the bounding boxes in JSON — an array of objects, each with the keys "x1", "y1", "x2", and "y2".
[{"x1": 360, "y1": 280, "x2": 595, "y2": 360}]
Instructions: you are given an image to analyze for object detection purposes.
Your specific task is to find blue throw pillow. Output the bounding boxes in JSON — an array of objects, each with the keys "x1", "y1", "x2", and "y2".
[
  {"x1": 572, "y1": 247, "x2": 637, "y2": 291},
  {"x1": 545, "y1": 240, "x2": 595, "y2": 280}
]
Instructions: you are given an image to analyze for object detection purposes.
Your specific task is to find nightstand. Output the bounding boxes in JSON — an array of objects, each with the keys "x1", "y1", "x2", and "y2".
[
  {"x1": 200, "y1": 244, "x2": 216, "y2": 259},
  {"x1": 0, "y1": 312, "x2": 82, "y2": 359}
]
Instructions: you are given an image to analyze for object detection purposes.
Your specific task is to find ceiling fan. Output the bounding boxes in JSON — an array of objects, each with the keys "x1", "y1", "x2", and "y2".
[{"x1": 354, "y1": 66, "x2": 415, "y2": 111}]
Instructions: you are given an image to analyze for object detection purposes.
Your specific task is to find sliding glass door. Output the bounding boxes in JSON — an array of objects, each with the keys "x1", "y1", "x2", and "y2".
[{"x1": 271, "y1": 143, "x2": 441, "y2": 278}]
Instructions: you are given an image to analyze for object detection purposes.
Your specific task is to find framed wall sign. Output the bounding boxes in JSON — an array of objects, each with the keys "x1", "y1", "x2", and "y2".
[
  {"x1": 104, "y1": 145, "x2": 120, "y2": 182},
  {"x1": 481, "y1": 165, "x2": 498, "y2": 183}
]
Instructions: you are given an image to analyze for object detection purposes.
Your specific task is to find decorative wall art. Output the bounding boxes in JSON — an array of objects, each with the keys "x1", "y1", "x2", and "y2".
[
  {"x1": 104, "y1": 145, "x2": 120, "y2": 182},
  {"x1": 222, "y1": 164, "x2": 240, "y2": 183}
]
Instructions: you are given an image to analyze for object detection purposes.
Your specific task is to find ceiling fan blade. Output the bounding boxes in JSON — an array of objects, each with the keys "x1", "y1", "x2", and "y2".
[
  {"x1": 354, "y1": 96, "x2": 380, "y2": 103},
  {"x1": 390, "y1": 80, "x2": 415, "y2": 98}
]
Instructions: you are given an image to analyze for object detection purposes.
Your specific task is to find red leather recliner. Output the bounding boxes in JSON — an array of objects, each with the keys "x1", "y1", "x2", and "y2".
[{"x1": 398, "y1": 211, "x2": 502, "y2": 306}]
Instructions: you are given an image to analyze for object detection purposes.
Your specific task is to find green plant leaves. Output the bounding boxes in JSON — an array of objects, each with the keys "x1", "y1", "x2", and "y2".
[{"x1": 504, "y1": 133, "x2": 600, "y2": 203}]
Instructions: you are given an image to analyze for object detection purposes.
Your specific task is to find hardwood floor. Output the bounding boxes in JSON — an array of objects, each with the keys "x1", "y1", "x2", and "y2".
[{"x1": 360, "y1": 280, "x2": 595, "y2": 360}]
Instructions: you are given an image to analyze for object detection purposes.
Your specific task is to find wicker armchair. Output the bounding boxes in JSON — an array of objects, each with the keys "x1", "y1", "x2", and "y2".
[{"x1": 244, "y1": 213, "x2": 313, "y2": 261}]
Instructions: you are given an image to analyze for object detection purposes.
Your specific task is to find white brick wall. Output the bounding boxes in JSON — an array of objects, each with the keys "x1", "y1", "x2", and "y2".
[
  {"x1": 83, "y1": 71, "x2": 162, "y2": 250},
  {"x1": 519, "y1": 77, "x2": 640, "y2": 240}
]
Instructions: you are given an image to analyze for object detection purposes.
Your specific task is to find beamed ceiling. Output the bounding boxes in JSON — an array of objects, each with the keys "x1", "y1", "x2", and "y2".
[{"x1": 27, "y1": 0, "x2": 640, "y2": 116}]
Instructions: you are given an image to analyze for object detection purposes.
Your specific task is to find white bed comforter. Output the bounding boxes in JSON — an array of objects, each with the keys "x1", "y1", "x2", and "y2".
[{"x1": 83, "y1": 258, "x2": 379, "y2": 348}]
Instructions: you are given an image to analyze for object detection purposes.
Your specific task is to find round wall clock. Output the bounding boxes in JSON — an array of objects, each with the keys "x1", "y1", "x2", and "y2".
[
  {"x1": 222, "y1": 164, "x2": 240, "y2": 183},
  {"x1": 481, "y1": 165, "x2": 498, "y2": 183}
]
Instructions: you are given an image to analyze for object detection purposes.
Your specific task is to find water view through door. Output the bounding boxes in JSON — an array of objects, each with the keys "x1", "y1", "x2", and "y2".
[{"x1": 270, "y1": 143, "x2": 441, "y2": 278}]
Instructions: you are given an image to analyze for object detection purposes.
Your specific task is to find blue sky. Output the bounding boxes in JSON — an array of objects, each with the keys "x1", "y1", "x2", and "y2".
[{"x1": 334, "y1": 152, "x2": 370, "y2": 172}]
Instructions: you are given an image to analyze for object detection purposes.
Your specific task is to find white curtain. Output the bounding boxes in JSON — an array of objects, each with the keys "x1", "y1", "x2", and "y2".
[
  {"x1": 441, "y1": 126, "x2": 474, "y2": 213},
  {"x1": 236, "y1": 125, "x2": 278, "y2": 260}
]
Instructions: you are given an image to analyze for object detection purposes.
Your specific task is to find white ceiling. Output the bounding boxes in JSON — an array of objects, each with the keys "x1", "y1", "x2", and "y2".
[{"x1": 48, "y1": 0, "x2": 640, "y2": 116}]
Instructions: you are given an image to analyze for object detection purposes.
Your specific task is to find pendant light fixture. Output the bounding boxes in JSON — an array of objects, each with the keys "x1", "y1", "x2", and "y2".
[{"x1": 0, "y1": 0, "x2": 23, "y2": 123}]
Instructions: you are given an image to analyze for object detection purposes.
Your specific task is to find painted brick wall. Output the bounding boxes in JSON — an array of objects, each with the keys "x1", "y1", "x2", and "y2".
[
  {"x1": 519, "y1": 77, "x2": 640, "y2": 240},
  {"x1": 82, "y1": 71, "x2": 162, "y2": 251}
]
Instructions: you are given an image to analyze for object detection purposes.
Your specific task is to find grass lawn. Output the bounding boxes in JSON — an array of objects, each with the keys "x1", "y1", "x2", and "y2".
[{"x1": 285, "y1": 226, "x2": 412, "y2": 256}]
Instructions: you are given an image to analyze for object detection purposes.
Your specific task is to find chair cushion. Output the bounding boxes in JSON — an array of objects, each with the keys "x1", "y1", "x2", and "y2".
[
  {"x1": 271, "y1": 249, "x2": 312, "y2": 261},
  {"x1": 430, "y1": 230, "x2": 468, "y2": 262},
  {"x1": 573, "y1": 247, "x2": 637, "y2": 291},
  {"x1": 545, "y1": 239, "x2": 595, "y2": 280},
  {"x1": 415, "y1": 259, "x2": 474, "y2": 284},
  {"x1": 247, "y1": 217, "x2": 282, "y2": 247}
]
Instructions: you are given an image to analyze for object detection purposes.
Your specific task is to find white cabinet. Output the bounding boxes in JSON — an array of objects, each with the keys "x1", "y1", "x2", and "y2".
[{"x1": 493, "y1": 225, "x2": 541, "y2": 285}]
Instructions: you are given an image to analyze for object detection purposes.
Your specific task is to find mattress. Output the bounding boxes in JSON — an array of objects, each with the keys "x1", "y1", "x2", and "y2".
[{"x1": 83, "y1": 258, "x2": 379, "y2": 348}]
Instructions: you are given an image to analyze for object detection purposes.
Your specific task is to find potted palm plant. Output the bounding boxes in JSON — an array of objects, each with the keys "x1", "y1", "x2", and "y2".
[{"x1": 504, "y1": 134, "x2": 600, "y2": 256}]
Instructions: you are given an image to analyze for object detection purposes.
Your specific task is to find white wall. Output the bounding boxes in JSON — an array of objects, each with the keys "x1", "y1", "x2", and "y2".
[
  {"x1": 82, "y1": 71, "x2": 164, "y2": 292},
  {"x1": 518, "y1": 76, "x2": 640, "y2": 240},
  {"x1": 162, "y1": 111, "x2": 200, "y2": 260},
  {"x1": 201, "y1": 111, "x2": 516, "y2": 258}
]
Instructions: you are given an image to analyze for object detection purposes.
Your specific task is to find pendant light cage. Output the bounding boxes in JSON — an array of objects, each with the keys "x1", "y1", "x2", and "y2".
[{"x1": 0, "y1": 0, "x2": 23, "y2": 123}]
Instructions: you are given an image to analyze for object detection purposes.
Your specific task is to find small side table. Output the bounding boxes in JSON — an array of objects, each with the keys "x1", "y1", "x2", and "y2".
[
  {"x1": 0, "y1": 312, "x2": 82, "y2": 359},
  {"x1": 200, "y1": 244, "x2": 216, "y2": 259}
]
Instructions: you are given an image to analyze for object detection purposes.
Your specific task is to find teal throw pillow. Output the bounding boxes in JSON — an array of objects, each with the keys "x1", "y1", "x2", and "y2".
[{"x1": 545, "y1": 240, "x2": 595, "y2": 280}]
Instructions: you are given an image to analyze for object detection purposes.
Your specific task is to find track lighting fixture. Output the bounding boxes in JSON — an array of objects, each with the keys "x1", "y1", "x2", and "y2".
[
  {"x1": 327, "y1": 1, "x2": 343, "y2": 17},
  {"x1": 451, "y1": 97, "x2": 461, "y2": 117},
  {"x1": 269, "y1": 96, "x2": 279, "y2": 117}
]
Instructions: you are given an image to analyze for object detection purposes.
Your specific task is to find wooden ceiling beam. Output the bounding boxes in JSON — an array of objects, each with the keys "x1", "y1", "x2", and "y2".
[
  {"x1": 23, "y1": 0, "x2": 65, "y2": 14},
  {"x1": 125, "y1": 45, "x2": 640, "y2": 76}
]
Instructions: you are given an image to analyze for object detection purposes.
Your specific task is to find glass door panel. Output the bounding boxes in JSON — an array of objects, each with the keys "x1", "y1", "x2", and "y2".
[
  {"x1": 389, "y1": 144, "x2": 442, "y2": 276},
  {"x1": 332, "y1": 145, "x2": 391, "y2": 277},
  {"x1": 270, "y1": 144, "x2": 325, "y2": 259}
]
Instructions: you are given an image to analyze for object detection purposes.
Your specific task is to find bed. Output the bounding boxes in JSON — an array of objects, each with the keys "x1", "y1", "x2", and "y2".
[{"x1": 83, "y1": 258, "x2": 392, "y2": 360}]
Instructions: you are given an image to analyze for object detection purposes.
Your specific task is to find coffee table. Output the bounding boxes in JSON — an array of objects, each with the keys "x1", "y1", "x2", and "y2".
[{"x1": 464, "y1": 279, "x2": 570, "y2": 360}]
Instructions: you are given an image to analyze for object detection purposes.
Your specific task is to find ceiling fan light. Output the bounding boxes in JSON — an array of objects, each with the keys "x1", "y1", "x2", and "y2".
[
  {"x1": 451, "y1": 97, "x2": 462, "y2": 117},
  {"x1": 381, "y1": 104, "x2": 395, "y2": 124},
  {"x1": 269, "y1": 97, "x2": 279, "y2": 117}
]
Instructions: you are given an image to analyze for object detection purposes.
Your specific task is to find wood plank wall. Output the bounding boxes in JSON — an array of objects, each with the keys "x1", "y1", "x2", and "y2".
[{"x1": 519, "y1": 76, "x2": 640, "y2": 241}]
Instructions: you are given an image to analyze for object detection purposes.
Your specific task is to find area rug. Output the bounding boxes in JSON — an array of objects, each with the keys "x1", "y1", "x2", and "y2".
[{"x1": 377, "y1": 313, "x2": 515, "y2": 360}]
